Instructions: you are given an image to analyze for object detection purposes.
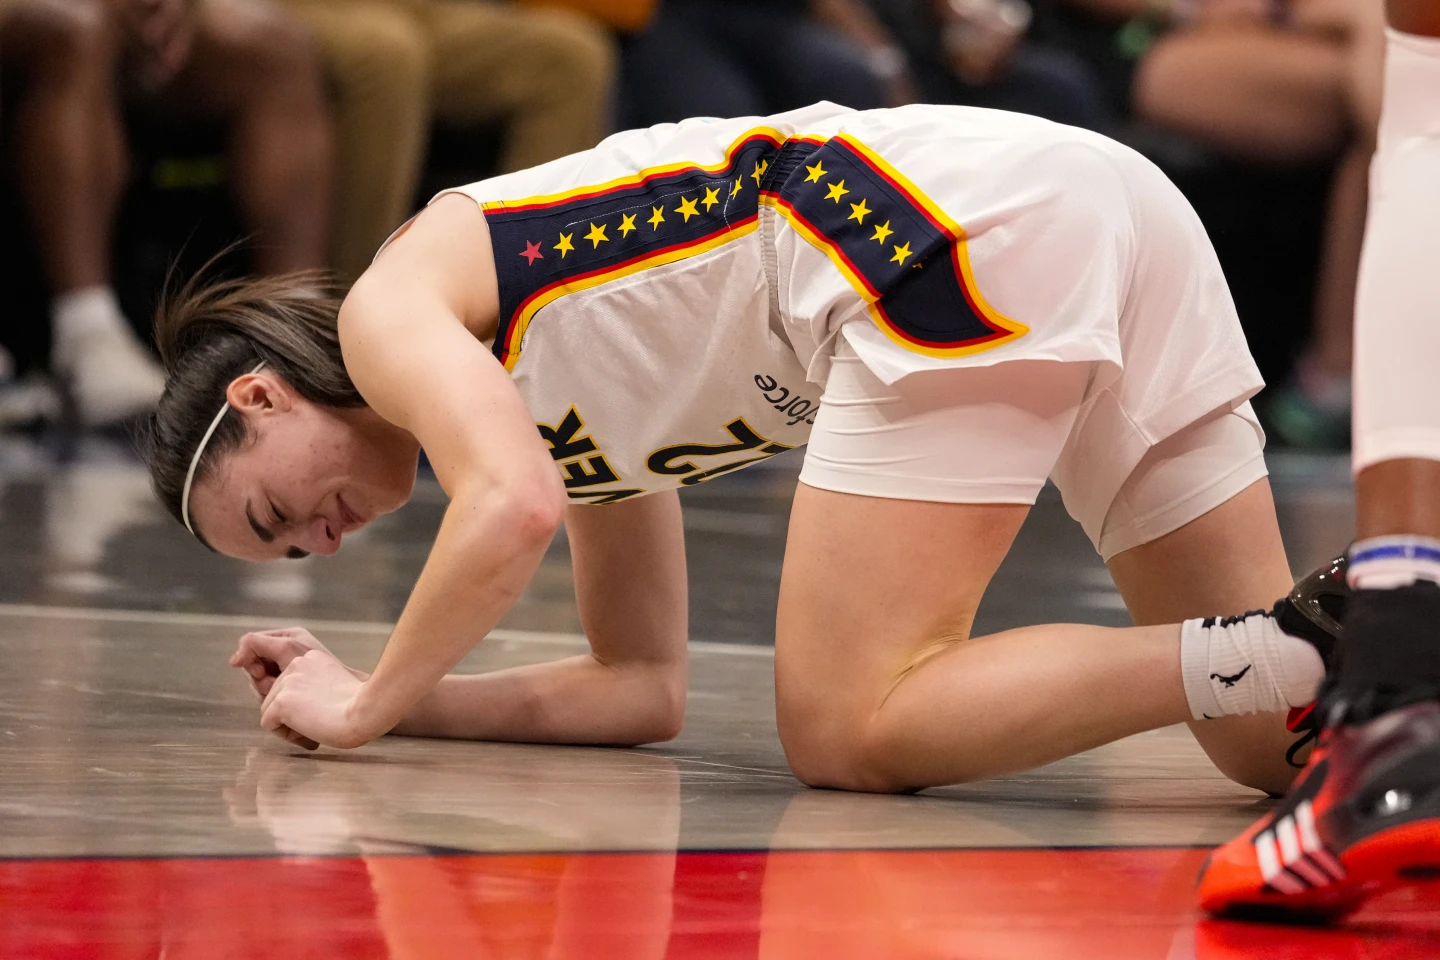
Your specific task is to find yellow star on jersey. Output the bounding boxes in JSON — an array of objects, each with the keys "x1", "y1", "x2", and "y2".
[
  {"x1": 731, "y1": 178, "x2": 743, "y2": 197},
  {"x1": 675, "y1": 195, "x2": 700, "y2": 222},
  {"x1": 649, "y1": 205, "x2": 665, "y2": 229},
  {"x1": 702, "y1": 185, "x2": 721, "y2": 210},
  {"x1": 555, "y1": 232, "x2": 575, "y2": 257},
  {"x1": 751, "y1": 159, "x2": 769, "y2": 185},
  {"x1": 870, "y1": 220, "x2": 893, "y2": 244},
  {"x1": 847, "y1": 198, "x2": 872, "y2": 225},
  {"x1": 804, "y1": 161, "x2": 827, "y2": 183},
  {"x1": 584, "y1": 222, "x2": 609, "y2": 248},
  {"x1": 618, "y1": 213, "x2": 638, "y2": 237},
  {"x1": 825, "y1": 180, "x2": 850, "y2": 203},
  {"x1": 890, "y1": 241, "x2": 914, "y2": 265}
]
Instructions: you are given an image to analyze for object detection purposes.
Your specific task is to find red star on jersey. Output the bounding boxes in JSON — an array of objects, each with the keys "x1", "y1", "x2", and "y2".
[{"x1": 519, "y1": 240, "x2": 544, "y2": 265}]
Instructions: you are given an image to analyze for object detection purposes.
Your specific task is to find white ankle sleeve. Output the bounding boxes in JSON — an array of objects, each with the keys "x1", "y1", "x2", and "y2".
[{"x1": 1180, "y1": 614, "x2": 1326, "y2": 720}]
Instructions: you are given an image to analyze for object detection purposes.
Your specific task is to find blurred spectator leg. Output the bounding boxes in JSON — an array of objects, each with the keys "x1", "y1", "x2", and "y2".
[
  {"x1": 619, "y1": 4, "x2": 764, "y2": 127},
  {"x1": 0, "y1": 0, "x2": 162, "y2": 427},
  {"x1": 283, "y1": 0, "x2": 431, "y2": 283},
  {"x1": 159, "y1": 0, "x2": 333, "y2": 274},
  {"x1": 417, "y1": 2, "x2": 616, "y2": 172},
  {"x1": 1134, "y1": 28, "x2": 1348, "y2": 161}
]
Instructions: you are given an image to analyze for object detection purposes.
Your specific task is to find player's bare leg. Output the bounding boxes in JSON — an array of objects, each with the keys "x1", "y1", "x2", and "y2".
[
  {"x1": 1200, "y1": 0, "x2": 1440, "y2": 919},
  {"x1": 777, "y1": 488, "x2": 1175, "y2": 792},
  {"x1": 772, "y1": 482, "x2": 1326, "y2": 794},
  {"x1": 1107, "y1": 479, "x2": 1304, "y2": 797}
]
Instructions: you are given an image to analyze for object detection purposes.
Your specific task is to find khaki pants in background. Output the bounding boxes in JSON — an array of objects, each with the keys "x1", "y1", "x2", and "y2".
[{"x1": 285, "y1": 0, "x2": 617, "y2": 281}]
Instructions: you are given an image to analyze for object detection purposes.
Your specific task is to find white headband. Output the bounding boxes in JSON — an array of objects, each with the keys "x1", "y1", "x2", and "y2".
[{"x1": 181, "y1": 361, "x2": 267, "y2": 537}]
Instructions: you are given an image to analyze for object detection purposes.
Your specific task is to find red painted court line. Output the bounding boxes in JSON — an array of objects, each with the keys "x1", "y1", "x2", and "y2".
[{"x1": 1, "y1": 847, "x2": 1436, "y2": 958}]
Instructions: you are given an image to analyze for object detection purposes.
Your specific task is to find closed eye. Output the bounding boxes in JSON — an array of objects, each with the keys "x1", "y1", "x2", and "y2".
[{"x1": 268, "y1": 500, "x2": 307, "y2": 559}]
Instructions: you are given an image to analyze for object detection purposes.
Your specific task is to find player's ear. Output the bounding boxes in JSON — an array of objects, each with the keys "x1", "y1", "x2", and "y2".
[{"x1": 226, "y1": 369, "x2": 295, "y2": 416}]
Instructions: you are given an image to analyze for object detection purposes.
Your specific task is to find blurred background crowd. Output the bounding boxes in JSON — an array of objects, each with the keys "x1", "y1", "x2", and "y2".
[{"x1": 0, "y1": 0, "x2": 1382, "y2": 451}]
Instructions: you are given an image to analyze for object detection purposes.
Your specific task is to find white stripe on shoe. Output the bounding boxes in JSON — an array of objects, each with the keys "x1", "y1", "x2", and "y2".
[{"x1": 1256, "y1": 801, "x2": 1345, "y2": 894}]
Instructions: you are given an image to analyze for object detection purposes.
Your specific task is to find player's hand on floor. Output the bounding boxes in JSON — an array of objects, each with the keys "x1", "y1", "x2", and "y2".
[
  {"x1": 230, "y1": 627, "x2": 365, "y2": 702},
  {"x1": 259, "y1": 648, "x2": 377, "y2": 750}
]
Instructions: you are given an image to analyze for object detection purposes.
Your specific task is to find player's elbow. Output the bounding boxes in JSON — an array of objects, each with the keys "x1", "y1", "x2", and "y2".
[
  {"x1": 514, "y1": 488, "x2": 566, "y2": 546},
  {"x1": 629, "y1": 704, "x2": 685, "y2": 746},
  {"x1": 643, "y1": 673, "x2": 687, "y2": 743},
  {"x1": 607, "y1": 660, "x2": 687, "y2": 745},
  {"x1": 495, "y1": 468, "x2": 566, "y2": 546}
]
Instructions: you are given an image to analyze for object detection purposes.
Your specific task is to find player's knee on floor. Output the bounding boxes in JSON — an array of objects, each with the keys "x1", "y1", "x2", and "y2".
[
  {"x1": 778, "y1": 701, "x2": 950, "y2": 794},
  {"x1": 781, "y1": 729, "x2": 917, "y2": 794}
]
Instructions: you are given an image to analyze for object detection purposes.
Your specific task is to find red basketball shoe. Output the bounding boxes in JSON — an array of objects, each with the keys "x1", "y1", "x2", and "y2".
[{"x1": 1197, "y1": 699, "x2": 1440, "y2": 920}]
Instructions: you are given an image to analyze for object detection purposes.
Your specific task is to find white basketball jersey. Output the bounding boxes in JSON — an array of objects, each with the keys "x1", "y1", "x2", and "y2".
[{"x1": 428, "y1": 102, "x2": 1151, "y2": 503}]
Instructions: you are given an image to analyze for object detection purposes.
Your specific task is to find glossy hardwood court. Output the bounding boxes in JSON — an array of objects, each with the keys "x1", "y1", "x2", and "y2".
[{"x1": 1, "y1": 436, "x2": 1436, "y2": 957}]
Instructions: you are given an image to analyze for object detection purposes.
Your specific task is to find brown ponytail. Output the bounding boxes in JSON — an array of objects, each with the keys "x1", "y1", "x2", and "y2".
[{"x1": 139, "y1": 259, "x2": 365, "y2": 536}]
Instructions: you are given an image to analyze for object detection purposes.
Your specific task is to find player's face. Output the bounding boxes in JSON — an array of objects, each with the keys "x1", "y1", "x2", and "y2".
[{"x1": 187, "y1": 383, "x2": 420, "y2": 562}]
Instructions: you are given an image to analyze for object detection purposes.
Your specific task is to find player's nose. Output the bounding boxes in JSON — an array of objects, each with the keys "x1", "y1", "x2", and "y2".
[{"x1": 295, "y1": 515, "x2": 342, "y2": 557}]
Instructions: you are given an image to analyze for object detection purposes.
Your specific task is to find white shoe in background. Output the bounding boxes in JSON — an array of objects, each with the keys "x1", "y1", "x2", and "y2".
[
  {"x1": 50, "y1": 286, "x2": 166, "y2": 428},
  {"x1": 58, "y1": 328, "x2": 167, "y2": 427}
]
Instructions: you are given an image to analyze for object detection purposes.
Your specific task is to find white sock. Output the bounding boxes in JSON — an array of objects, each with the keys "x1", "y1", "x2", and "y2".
[
  {"x1": 1347, "y1": 535, "x2": 1440, "y2": 591},
  {"x1": 50, "y1": 285, "x2": 165, "y2": 425},
  {"x1": 51, "y1": 286, "x2": 132, "y2": 359},
  {"x1": 1180, "y1": 612, "x2": 1326, "y2": 720}
]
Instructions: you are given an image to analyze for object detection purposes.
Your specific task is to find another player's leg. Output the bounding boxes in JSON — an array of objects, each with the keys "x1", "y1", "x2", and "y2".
[{"x1": 1199, "y1": 1, "x2": 1440, "y2": 918}]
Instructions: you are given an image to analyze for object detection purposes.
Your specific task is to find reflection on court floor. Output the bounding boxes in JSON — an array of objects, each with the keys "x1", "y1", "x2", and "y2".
[
  {"x1": 5, "y1": 849, "x2": 1438, "y2": 958},
  {"x1": 2, "y1": 437, "x2": 1433, "y2": 956}
]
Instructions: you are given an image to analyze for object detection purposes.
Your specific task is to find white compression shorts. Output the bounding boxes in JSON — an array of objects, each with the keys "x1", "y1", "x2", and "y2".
[
  {"x1": 800, "y1": 342, "x2": 1267, "y2": 560},
  {"x1": 1352, "y1": 28, "x2": 1440, "y2": 472}
]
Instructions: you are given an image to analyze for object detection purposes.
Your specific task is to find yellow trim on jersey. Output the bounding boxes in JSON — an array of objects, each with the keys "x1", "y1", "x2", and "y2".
[
  {"x1": 500, "y1": 219, "x2": 761, "y2": 371},
  {"x1": 835, "y1": 134, "x2": 1029, "y2": 356},
  {"x1": 758, "y1": 193, "x2": 879, "y2": 302},
  {"x1": 480, "y1": 127, "x2": 787, "y2": 214},
  {"x1": 766, "y1": 191, "x2": 1028, "y2": 360}
]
